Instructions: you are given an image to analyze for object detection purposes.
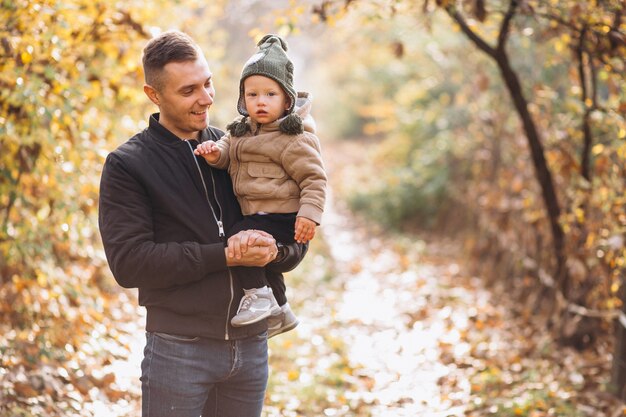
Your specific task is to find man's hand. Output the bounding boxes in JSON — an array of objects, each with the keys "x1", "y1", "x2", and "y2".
[
  {"x1": 294, "y1": 216, "x2": 316, "y2": 243},
  {"x1": 194, "y1": 140, "x2": 221, "y2": 163},
  {"x1": 225, "y1": 229, "x2": 277, "y2": 266}
]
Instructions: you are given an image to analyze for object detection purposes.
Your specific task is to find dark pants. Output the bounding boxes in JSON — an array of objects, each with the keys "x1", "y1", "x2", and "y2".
[{"x1": 228, "y1": 213, "x2": 296, "y2": 306}]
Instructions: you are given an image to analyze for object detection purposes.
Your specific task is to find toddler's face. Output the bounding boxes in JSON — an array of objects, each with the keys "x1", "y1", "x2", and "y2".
[{"x1": 243, "y1": 75, "x2": 290, "y2": 125}]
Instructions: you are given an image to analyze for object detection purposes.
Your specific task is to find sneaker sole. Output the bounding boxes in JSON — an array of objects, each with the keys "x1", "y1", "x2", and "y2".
[
  {"x1": 268, "y1": 319, "x2": 299, "y2": 338},
  {"x1": 231, "y1": 309, "x2": 273, "y2": 327}
]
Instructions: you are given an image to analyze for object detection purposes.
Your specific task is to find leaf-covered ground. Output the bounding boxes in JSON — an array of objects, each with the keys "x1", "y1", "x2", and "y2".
[
  {"x1": 262, "y1": 140, "x2": 625, "y2": 416},
  {"x1": 264, "y1": 190, "x2": 624, "y2": 417},
  {"x1": 2, "y1": 140, "x2": 625, "y2": 416}
]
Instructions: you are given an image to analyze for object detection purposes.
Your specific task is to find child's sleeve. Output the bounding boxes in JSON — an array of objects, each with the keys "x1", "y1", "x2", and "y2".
[
  {"x1": 209, "y1": 133, "x2": 232, "y2": 169},
  {"x1": 281, "y1": 134, "x2": 327, "y2": 225}
]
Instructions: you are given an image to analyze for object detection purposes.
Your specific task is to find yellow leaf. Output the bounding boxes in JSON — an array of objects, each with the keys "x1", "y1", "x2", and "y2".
[
  {"x1": 37, "y1": 271, "x2": 47, "y2": 287},
  {"x1": 21, "y1": 51, "x2": 33, "y2": 64},
  {"x1": 574, "y1": 207, "x2": 585, "y2": 223},
  {"x1": 592, "y1": 143, "x2": 605, "y2": 155},
  {"x1": 612, "y1": 281, "x2": 620, "y2": 294},
  {"x1": 554, "y1": 40, "x2": 564, "y2": 52}
]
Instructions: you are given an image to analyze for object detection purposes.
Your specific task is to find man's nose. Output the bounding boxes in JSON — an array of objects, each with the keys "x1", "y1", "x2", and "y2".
[{"x1": 199, "y1": 87, "x2": 214, "y2": 105}]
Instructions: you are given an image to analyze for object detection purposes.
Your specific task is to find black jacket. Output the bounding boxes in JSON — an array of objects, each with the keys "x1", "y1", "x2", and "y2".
[{"x1": 98, "y1": 114, "x2": 267, "y2": 340}]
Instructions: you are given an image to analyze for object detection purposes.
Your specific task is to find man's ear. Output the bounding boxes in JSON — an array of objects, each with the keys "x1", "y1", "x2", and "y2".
[{"x1": 144, "y1": 84, "x2": 159, "y2": 106}]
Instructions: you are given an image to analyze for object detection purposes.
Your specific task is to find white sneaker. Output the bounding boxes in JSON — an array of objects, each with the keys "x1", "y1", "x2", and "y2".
[
  {"x1": 231, "y1": 287, "x2": 280, "y2": 327},
  {"x1": 267, "y1": 303, "x2": 299, "y2": 338},
  {"x1": 268, "y1": 287, "x2": 281, "y2": 316}
]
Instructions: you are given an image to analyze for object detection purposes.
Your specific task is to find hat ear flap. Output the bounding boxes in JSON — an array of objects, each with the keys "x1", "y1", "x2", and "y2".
[
  {"x1": 227, "y1": 118, "x2": 252, "y2": 137},
  {"x1": 279, "y1": 113, "x2": 304, "y2": 135}
]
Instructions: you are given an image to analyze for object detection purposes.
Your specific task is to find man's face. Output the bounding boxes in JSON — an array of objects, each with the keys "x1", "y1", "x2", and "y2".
[{"x1": 147, "y1": 56, "x2": 215, "y2": 139}]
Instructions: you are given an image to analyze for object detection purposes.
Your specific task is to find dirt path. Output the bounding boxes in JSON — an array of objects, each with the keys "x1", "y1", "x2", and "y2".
[
  {"x1": 319, "y1": 190, "x2": 475, "y2": 416},
  {"x1": 263, "y1": 140, "x2": 487, "y2": 416}
]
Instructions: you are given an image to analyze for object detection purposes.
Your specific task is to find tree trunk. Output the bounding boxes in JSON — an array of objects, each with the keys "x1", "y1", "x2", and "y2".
[
  {"x1": 493, "y1": 49, "x2": 568, "y2": 294},
  {"x1": 576, "y1": 28, "x2": 593, "y2": 181},
  {"x1": 446, "y1": 1, "x2": 569, "y2": 295},
  {"x1": 581, "y1": 110, "x2": 593, "y2": 181}
]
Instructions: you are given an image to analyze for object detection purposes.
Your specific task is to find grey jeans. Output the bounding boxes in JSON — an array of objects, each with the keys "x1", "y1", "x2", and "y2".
[{"x1": 140, "y1": 331, "x2": 268, "y2": 417}]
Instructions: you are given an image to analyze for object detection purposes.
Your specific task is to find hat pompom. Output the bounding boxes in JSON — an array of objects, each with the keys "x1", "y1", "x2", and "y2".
[
  {"x1": 279, "y1": 113, "x2": 304, "y2": 135},
  {"x1": 227, "y1": 118, "x2": 251, "y2": 137},
  {"x1": 257, "y1": 34, "x2": 288, "y2": 52}
]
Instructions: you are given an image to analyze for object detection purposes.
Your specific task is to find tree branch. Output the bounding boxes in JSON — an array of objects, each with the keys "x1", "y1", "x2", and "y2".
[
  {"x1": 446, "y1": 6, "x2": 496, "y2": 57},
  {"x1": 496, "y1": 0, "x2": 518, "y2": 52},
  {"x1": 577, "y1": 27, "x2": 592, "y2": 181}
]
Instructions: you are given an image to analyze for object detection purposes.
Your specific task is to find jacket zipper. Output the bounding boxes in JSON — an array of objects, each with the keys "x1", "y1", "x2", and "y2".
[{"x1": 187, "y1": 141, "x2": 233, "y2": 340}]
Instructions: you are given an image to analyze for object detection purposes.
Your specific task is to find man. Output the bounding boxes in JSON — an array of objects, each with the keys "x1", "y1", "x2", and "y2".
[{"x1": 98, "y1": 30, "x2": 305, "y2": 417}]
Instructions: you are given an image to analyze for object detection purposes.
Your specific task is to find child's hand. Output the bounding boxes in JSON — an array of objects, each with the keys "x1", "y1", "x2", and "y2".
[
  {"x1": 194, "y1": 140, "x2": 220, "y2": 163},
  {"x1": 294, "y1": 216, "x2": 316, "y2": 243}
]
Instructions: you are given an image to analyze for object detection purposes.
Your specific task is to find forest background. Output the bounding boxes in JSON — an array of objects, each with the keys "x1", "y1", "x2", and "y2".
[{"x1": 1, "y1": 0, "x2": 625, "y2": 416}]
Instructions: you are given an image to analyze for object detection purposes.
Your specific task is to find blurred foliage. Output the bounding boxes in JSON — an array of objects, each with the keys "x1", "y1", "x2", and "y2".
[
  {"x1": 0, "y1": 1, "x2": 151, "y2": 413},
  {"x1": 1, "y1": 0, "x2": 149, "y2": 361},
  {"x1": 301, "y1": 8, "x2": 471, "y2": 230},
  {"x1": 296, "y1": 0, "x2": 626, "y2": 346},
  {"x1": 0, "y1": 0, "x2": 255, "y2": 414}
]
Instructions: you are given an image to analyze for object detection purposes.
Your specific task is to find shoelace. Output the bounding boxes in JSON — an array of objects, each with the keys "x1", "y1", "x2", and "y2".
[{"x1": 237, "y1": 293, "x2": 258, "y2": 312}]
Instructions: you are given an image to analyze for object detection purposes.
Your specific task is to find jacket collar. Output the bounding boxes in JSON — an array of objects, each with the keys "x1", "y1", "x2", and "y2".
[
  {"x1": 148, "y1": 113, "x2": 211, "y2": 145},
  {"x1": 249, "y1": 117, "x2": 280, "y2": 134}
]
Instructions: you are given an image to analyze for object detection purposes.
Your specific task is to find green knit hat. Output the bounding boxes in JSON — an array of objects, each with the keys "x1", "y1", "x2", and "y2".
[{"x1": 237, "y1": 34, "x2": 297, "y2": 117}]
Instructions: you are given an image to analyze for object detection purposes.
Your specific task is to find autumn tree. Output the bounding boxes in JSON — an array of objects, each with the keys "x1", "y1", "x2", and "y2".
[
  {"x1": 0, "y1": 0, "x2": 232, "y2": 413},
  {"x1": 296, "y1": 0, "x2": 626, "y2": 372},
  {"x1": 437, "y1": 0, "x2": 623, "y2": 348},
  {"x1": 1, "y1": 0, "x2": 149, "y2": 348}
]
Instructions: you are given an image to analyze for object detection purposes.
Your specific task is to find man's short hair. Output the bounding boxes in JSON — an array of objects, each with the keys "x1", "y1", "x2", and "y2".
[{"x1": 142, "y1": 30, "x2": 200, "y2": 91}]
